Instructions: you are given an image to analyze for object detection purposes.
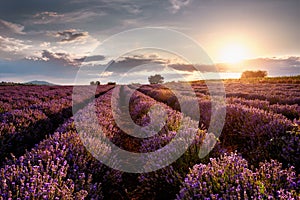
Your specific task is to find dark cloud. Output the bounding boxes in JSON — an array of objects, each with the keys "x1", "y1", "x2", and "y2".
[
  {"x1": 84, "y1": 55, "x2": 106, "y2": 62},
  {"x1": 56, "y1": 29, "x2": 89, "y2": 43},
  {"x1": 168, "y1": 63, "x2": 194, "y2": 72},
  {"x1": 169, "y1": 63, "x2": 220, "y2": 73},
  {"x1": 105, "y1": 55, "x2": 167, "y2": 73}
]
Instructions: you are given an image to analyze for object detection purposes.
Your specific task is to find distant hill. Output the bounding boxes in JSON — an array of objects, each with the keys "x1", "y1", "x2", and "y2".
[{"x1": 24, "y1": 80, "x2": 56, "y2": 85}]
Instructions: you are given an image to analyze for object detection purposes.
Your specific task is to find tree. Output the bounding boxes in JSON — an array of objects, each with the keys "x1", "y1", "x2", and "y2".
[
  {"x1": 241, "y1": 70, "x2": 267, "y2": 79},
  {"x1": 107, "y1": 82, "x2": 116, "y2": 85},
  {"x1": 90, "y1": 81, "x2": 100, "y2": 85},
  {"x1": 148, "y1": 74, "x2": 164, "y2": 84}
]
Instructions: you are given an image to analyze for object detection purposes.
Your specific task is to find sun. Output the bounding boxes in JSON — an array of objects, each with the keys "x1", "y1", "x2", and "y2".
[{"x1": 219, "y1": 43, "x2": 249, "y2": 64}]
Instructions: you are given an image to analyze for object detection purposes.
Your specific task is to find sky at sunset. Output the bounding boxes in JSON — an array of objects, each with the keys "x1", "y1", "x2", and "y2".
[{"x1": 0, "y1": 0, "x2": 299, "y2": 84}]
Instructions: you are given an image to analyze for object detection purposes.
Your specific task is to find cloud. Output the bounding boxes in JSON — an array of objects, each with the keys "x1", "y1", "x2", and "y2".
[
  {"x1": 73, "y1": 0, "x2": 143, "y2": 15},
  {"x1": 27, "y1": 50, "x2": 106, "y2": 67},
  {"x1": 41, "y1": 50, "x2": 86, "y2": 66},
  {"x1": 118, "y1": 4, "x2": 142, "y2": 15},
  {"x1": 284, "y1": 57, "x2": 300, "y2": 66},
  {"x1": 26, "y1": 50, "x2": 85, "y2": 67},
  {"x1": 32, "y1": 11, "x2": 64, "y2": 24},
  {"x1": 40, "y1": 42, "x2": 51, "y2": 48},
  {"x1": 33, "y1": 10, "x2": 105, "y2": 24},
  {"x1": 169, "y1": 0, "x2": 191, "y2": 13},
  {"x1": 0, "y1": 35, "x2": 31, "y2": 53},
  {"x1": 246, "y1": 56, "x2": 300, "y2": 67},
  {"x1": 34, "y1": 11, "x2": 63, "y2": 19},
  {"x1": 240, "y1": 57, "x2": 300, "y2": 75},
  {"x1": 99, "y1": 71, "x2": 113, "y2": 77},
  {"x1": 0, "y1": 19, "x2": 25, "y2": 35},
  {"x1": 56, "y1": 29, "x2": 89, "y2": 43}
]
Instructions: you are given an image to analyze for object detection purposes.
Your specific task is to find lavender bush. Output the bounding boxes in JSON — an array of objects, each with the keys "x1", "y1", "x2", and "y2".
[{"x1": 177, "y1": 152, "x2": 299, "y2": 199}]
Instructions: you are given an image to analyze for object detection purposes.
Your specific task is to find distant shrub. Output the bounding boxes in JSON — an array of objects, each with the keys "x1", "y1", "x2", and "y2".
[
  {"x1": 148, "y1": 74, "x2": 164, "y2": 84},
  {"x1": 241, "y1": 70, "x2": 267, "y2": 78},
  {"x1": 107, "y1": 82, "x2": 116, "y2": 85}
]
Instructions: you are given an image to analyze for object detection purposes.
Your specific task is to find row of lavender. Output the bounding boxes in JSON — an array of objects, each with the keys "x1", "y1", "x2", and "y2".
[
  {"x1": 0, "y1": 86, "x2": 73, "y2": 113},
  {"x1": 105, "y1": 86, "x2": 206, "y2": 199},
  {"x1": 191, "y1": 82, "x2": 300, "y2": 105},
  {"x1": 171, "y1": 82, "x2": 300, "y2": 120},
  {"x1": 139, "y1": 84, "x2": 299, "y2": 167},
  {"x1": 0, "y1": 85, "x2": 114, "y2": 165},
  {"x1": 227, "y1": 97, "x2": 300, "y2": 120}
]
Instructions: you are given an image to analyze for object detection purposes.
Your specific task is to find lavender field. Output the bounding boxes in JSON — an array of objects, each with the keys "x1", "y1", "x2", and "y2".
[{"x1": 0, "y1": 80, "x2": 299, "y2": 199}]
